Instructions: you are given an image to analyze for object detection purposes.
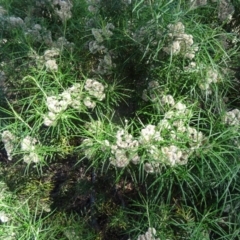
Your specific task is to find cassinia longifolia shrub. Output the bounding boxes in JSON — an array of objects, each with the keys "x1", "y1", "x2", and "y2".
[{"x1": 1, "y1": 0, "x2": 240, "y2": 239}]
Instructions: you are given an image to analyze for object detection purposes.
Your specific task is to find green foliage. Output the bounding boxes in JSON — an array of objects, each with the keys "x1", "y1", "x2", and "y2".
[{"x1": 0, "y1": 0, "x2": 240, "y2": 239}]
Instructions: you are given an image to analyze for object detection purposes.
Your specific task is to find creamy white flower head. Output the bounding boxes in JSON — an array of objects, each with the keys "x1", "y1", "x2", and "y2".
[
  {"x1": 218, "y1": 0, "x2": 234, "y2": 22},
  {"x1": 168, "y1": 22, "x2": 185, "y2": 35},
  {"x1": 84, "y1": 79, "x2": 105, "y2": 100},
  {"x1": 190, "y1": 0, "x2": 207, "y2": 9},
  {"x1": 52, "y1": 0, "x2": 73, "y2": 22},
  {"x1": 1, "y1": 131, "x2": 16, "y2": 160},
  {"x1": 43, "y1": 112, "x2": 58, "y2": 126},
  {"x1": 60, "y1": 90, "x2": 72, "y2": 104},
  {"x1": 89, "y1": 41, "x2": 107, "y2": 54},
  {"x1": 45, "y1": 59, "x2": 58, "y2": 72},
  {"x1": 0, "y1": 212, "x2": 9, "y2": 223},
  {"x1": 140, "y1": 124, "x2": 157, "y2": 143},
  {"x1": 148, "y1": 81, "x2": 160, "y2": 89},
  {"x1": 175, "y1": 102, "x2": 187, "y2": 112},
  {"x1": 68, "y1": 83, "x2": 82, "y2": 94},
  {"x1": 144, "y1": 163, "x2": 154, "y2": 173},
  {"x1": 187, "y1": 126, "x2": 204, "y2": 149},
  {"x1": 102, "y1": 23, "x2": 115, "y2": 38},
  {"x1": 115, "y1": 129, "x2": 139, "y2": 150},
  {"x1": 206, "y1": 68, "x2": 218, "y2": 84},
  {"x1": 165, "y1": 40, "x2": 181, "y2": 55},
  {"x1": 25, "y1": 27, "x2": 43, "y2": 42},
  {"x1": 224, "y1": 109, "x2": 240, "y2": 125},
  {"x1": 46, "y1": 96, "x2": 66, "y2": 113},
  {"x1": 8, "y1": 16, "x2": 25, "y2": 28},
  {"x1": 139, "y1": 227, "x2": 159, "y2": 240},
  {"x1": 199, "y1": 82, "x2": 210, "y2": 91},
  {"x1": 178, "y1": 151, "x2": 189, "y2": 165},
  {"x1": 144, "y1": 162, "x2": 160, "y2": 174},
  {"x1": 110, "y1": 149, "x2": 129, "y2": 168},
  {"x1": 158, "y1": 119, "x2": 171, "y2": 130},
  {"x1": 83, "y1": 96, "x2": 96, "y2": 109},
  {"x1": 184, "y1": 52, "x2": 195, "y2": 60},
  {"x1": 184, "y1": 61, "x2": 197, "y2": 72},
  {"x1": 44, "y1": 49, "x2": 60, "y2": 60},
  {"x1": 70, "y1": 98, "x2": 81, "y2": 110},
  {"x1": 23, "y1": 152, "x2": 40, "y2": 164},
  {"x1": 173, "y1": 120, "x2": 186, "y2": 132},
  {"x1": 103, "y1": 139, "x2": 110, "y2": 147},
  {"x1": 92, "y1": 28, "x2": 104, "y2": 43},
  {"x1": 95, "y1": 53, "x2": 116, "y2": 75},
  {"x1": 176, "y1": 33, "x2": 194, "y2": 47},
  {"x1": 21, "y1": 136, "x2": 37, "y2": 151},
  {"x1": 53, "y1": 37, "x2": 74, "y2": 50},
  {"x1": 162, "y1": 145, "x2": 182, "y2": 166},
  {"x1": 86, "y1": 0, "x2": 100, "y2": 14},
  {"x1": 161, "y1": 95, "x2": 175, "y2": 106},
  {"x1": 148, "y1": 145, "x2": 161, "y2": 160},
  {"x1": 131, "y1": 154, "x2": 140, "y2": 165},
  {"x1": 164, "y1": 110, "x2": 175, "y2": 119},
  {"x1": 165, "y1": 22, "x2": 197, "y2": 59}
]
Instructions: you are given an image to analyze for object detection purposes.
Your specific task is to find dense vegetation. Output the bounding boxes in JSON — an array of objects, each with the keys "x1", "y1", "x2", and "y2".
[{"x1": 1, "y1": 0, "x2": 240, "y2": 239}]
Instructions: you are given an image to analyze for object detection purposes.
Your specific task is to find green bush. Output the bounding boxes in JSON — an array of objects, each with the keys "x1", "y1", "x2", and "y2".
[{"x1": 0, "y1": 0, "x2": 240, "y2": 239}]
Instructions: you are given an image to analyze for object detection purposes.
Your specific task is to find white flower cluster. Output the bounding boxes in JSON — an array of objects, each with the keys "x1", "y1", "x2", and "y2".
[
  {"x1": 0, "y1": 211, "x2": 9, "y2": 223},
  {"x1": 44, "y1": 80, "x2": 105, "y2": 126},
  {"x1": 28, "y1": 48, "x2": 60, "y2": 72},
  {"x1": 44, "y1": 83, "x2": 80, "y2": 126},
  {"x1": 218, "y1": 0, "x2": 234, "y2": 22},
  {"x1": 164, "y1": 22, "x2": 198, "y2": 59},
  {"x1": 24, "y1": 23, "x2": 52, "y2": 46},
  {"x1": 94, "y1": 53, "x2": 116, "y2": 75},
  {"x1": 1, "y1": 130, "x2": 16, "y2": 160},
  {"x1": 21, "y1": 136, "x2": 40, "y2": 164},
  {"x1": 82, "y1": 120, "x2": 140, "y2": 167},
  {"x1": 198, "y1": 68, "x2": 219, "y2": 94},
  {"x1": 81, "y1": 98, "x2": 203, "y2": 172},
  {"x1": 5, "y1": 16, "x2": 24, "y2": 28},
  {"x1": 189, "y1": 0, "x2": 234, "y2": 22},
  {"x1": 88, "y1": 23, "x2": 115, "y2": 54},
  {"x1": 139, "y1": 124, "x2": 163, "y2": 144},
  {"x1": 189, "y1": 0, "x2": 207, "y2": 9},
  {"x1": 35, "y1": 0, "x2": 73, "y2": 22},
  {"x1": 223, "y1": 109, "x2": 240, "y2": 126},
  {"x1": 43, "y1": 48, "x2": 60, "y2": 71},
  {"x1": 137, "y1": 227, "x2": 160, "y2": 240},
  {"x1": 84, "y1": 78, "x2": 106, "y2": 101},
  {"x1": 87, "y1": 23, "x2": 116, "y2": 75},
  {"x1": 24, "y1": 17, "x2": 74, "y2": 47},
  {"x1": 1, "y1": 131, "x2": 41, "y2": 164},
  {"x1": 27, "y1": 34, "x2": 74, "y2": 69},
  {"x1": 140, "y1": 95, "x2": 203, "y2": 172},
  {"x1": 142, "y1": 126, "x2": 203, "y2": 173},
  {"x1": 51, "y1": 0, "x2": 73, "y2": 22},
  {"x1": 89, "y1": 40, "x2": 108, "y2": 54},
  {"x1": 52, "y1": 36, "x2": 74, "y2": 50},
  {"x1": 86, "y1": 0, "x2": 100, "y2": 14},
  {"x1": 92, "y1": 23, "x2": 115, "y2": 42},
  {"x1": 81, "y1": 93, "x2": 204, "y2": 172},
  {"x1": 142, "y1": 81, "x2": 162, "y2": 103},
  {"x1": 109, "y1": 128, "x2": 140, "y2": 168}
]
